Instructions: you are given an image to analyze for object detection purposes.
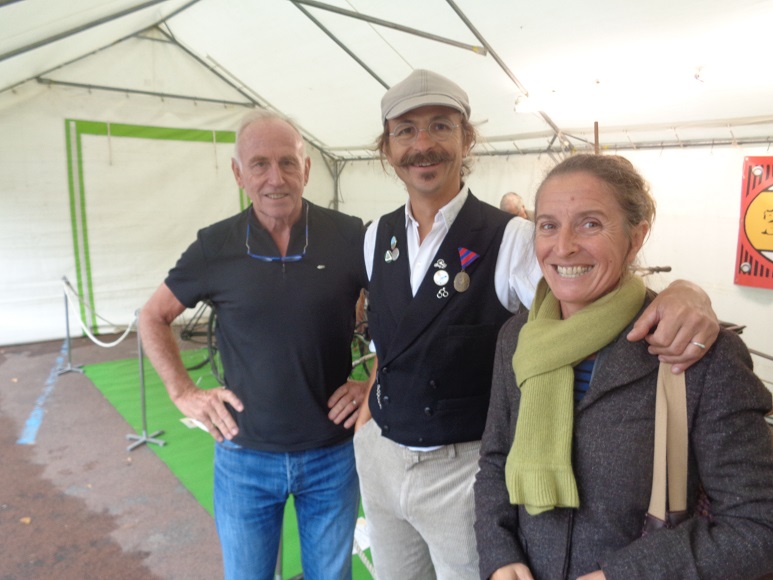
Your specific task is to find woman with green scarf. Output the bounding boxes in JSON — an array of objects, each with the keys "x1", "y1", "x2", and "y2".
[{"x1": 474, "y1": 154, "x2": 773, "y2": 580}]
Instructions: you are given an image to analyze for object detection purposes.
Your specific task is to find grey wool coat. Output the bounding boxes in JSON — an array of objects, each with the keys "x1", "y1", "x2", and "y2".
[{"x1": 474, "y1": 301, "x2": 773, "y2": 580}]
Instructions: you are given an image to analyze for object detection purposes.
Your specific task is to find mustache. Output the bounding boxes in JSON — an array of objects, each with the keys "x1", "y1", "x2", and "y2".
[{"x1": 397, "y1": 149, "x2": 452, "y2": 168}]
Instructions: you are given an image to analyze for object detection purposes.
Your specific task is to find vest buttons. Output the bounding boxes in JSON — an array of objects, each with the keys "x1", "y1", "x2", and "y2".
[
  {"x1": 382, "y1": 424, "x2": 390, "y2": 434},
  {"x1": 424, "y1": 406, "x2": 433, "y2": 417},
  {"x1": 382, "y1": 395, "x2": 390, "y2": 404},
  {"x1": 381, "y1": 366, "x2": 389, "y2": 374},
  {"x1": 418, "y1": 437, "x2": 424, "y2": 444},
  {"x1": 428, "y1": 379, "x2": 438, "y2": 389}
]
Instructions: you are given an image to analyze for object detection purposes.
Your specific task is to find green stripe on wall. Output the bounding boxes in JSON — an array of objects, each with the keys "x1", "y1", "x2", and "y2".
[
  {"x1": 71, "y1": 120, "x2": 236, "y2": 144},
  {"x1": 65, "y1": 119, "x2": 238, "y2": 335}
]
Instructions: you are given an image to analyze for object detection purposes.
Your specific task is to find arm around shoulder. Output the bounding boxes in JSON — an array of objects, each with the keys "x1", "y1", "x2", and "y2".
[{"x1": 627, "y1": 279, "x2": 719, "y2": 373}]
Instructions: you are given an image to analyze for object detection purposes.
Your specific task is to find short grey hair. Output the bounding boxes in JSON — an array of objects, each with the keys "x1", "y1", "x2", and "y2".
[{"x1": 233, "y1": 109, "x2": 307, "y2": 166}]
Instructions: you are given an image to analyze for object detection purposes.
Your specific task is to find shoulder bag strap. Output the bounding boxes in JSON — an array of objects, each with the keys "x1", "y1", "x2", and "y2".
[{"x1": 648, "y1": 363, "x2": 688, "y2": 521}]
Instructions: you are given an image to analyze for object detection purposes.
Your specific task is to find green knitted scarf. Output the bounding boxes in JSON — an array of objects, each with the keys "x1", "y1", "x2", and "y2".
[{"x1": 505, "y1": 276, "x2": 646, "y2": 515}]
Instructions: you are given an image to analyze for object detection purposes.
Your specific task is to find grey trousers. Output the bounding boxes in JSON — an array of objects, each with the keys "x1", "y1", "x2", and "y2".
[{"x1": 354, "y1": 419, "x2": 481, "y2": 580}]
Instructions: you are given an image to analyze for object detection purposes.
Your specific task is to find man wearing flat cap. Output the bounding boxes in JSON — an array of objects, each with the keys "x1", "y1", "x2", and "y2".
[{"x1": 353, "y1": 69, "x2": 719, "y2": 579}]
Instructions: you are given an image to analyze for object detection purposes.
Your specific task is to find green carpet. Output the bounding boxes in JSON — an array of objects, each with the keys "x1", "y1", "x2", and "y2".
[{"x1": 83, "y1": 347, "x2": 373, "y2": 579}]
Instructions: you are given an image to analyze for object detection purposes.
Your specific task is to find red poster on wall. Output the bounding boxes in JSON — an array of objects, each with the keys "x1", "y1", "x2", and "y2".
[{"x1": 735, "y1": 156, "x2": 773, "y2": 290}]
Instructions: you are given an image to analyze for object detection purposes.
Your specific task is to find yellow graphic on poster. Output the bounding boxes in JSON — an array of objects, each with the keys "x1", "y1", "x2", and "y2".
[
  {"x1": 746, "y1": 191, "x2": 773, "y2": 251},
  {"x1": 735, "y1": 156, "x2": 773, "y2": 289}
]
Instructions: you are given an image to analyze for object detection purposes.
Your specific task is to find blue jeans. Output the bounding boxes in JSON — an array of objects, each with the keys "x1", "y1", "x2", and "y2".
[{"x1": 214, "y1": 438, "x2": 359, "y2": 580}]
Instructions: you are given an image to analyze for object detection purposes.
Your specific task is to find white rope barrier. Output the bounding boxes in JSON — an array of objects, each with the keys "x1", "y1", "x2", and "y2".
[
  {"x1": 354, "y1": 540, "x2": 377, "y2": 579},
  {"x1": 353, "y1": 517, "x2": 378, "y2": 578},
  {"x1": 58, "y1": 277, "x2": 166, "y2": 450},
  {"x1": 61, "y1": 277, "x2": 137, "y2": 348}
]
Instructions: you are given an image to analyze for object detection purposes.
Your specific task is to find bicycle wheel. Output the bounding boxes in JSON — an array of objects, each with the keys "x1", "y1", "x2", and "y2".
[{"x1": 207, "y1": 307, "x2": 225, "y2": 386}]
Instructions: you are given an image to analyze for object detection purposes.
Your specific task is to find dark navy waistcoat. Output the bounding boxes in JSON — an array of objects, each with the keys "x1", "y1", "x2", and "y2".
[{"x1": 367, "y1": 192, "x2": 514, "y2": 446}]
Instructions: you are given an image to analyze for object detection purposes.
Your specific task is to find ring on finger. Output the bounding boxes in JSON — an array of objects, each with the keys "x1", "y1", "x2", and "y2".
[{"x1": 691, "y1": 341, "x2": 706, "y2": 350}]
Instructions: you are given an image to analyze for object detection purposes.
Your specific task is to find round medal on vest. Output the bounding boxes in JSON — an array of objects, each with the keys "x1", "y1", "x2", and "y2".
[{"x1": 454, "y1": 271, "x2": 470, "y2": 292}]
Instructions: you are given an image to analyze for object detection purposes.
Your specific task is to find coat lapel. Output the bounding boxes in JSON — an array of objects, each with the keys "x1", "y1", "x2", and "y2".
[
  {"x1": 576, "y1": 309, "x2": 660, "y2": 410},
  {"x1": 378, "y1": 217, "x2": 413, "y2": 325}
]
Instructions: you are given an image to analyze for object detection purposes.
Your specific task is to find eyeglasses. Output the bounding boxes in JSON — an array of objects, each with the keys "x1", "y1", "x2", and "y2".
[
  {"x1": 245, "y1": 202, "x2": 309, "y2": 262},
  {"x1": 388, "y1": 118, "x2": 459, "y2": 145}
]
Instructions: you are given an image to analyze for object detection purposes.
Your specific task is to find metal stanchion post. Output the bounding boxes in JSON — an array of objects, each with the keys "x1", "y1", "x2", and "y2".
[
  {"x1": 57, "y1": 283, "x2": 84, "y2": 376},
  {"x1": 275, "y1": 534, "x2": 283, "y2": 580},
  {"x1": 126, "y1": 309, "x2": 166, "y2": 452}
]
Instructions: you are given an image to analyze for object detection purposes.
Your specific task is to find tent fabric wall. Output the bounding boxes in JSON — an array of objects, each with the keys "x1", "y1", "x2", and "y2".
[
  {"x1": 66, "y1": 120, "x2": 242, "y2": 331},
  {"x1": 0, "y1": 82, "x2": 334, "y2": 346},
  {"x1": 594, "y1": 147, "x2": 773, "y2": 387}
]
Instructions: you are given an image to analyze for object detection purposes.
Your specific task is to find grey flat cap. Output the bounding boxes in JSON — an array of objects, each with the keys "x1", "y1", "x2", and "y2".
[{"x1": 381, "y1": 69, "x2": 470, "y2": 122}]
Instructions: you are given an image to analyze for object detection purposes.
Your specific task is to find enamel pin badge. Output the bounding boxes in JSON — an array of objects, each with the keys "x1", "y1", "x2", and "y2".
[
  {"x1": 433, "y1": 270, "x2": 449, "y2": 286},
  {"x1": 385, "y1": 235, "x2": 400, "y2": 262}
]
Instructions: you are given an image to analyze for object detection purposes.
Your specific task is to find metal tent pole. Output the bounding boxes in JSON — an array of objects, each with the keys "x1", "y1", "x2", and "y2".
[{"x1": 127, "y1": 309, "x2": 166, "y2": 451}]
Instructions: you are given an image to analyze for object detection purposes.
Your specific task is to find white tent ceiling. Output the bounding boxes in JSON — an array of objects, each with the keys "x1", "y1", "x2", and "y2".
[
  {"x1": 2, "y1": 0, "x2": 773, "y2": 160},
  {"x1": 1, "y1": 0, "x2": 772, "y2": 382}
]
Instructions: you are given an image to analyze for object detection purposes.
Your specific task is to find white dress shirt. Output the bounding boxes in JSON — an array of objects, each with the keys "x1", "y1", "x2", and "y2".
[{"x1": 363, "y1": 185, "x2": 541, "y2": 311}]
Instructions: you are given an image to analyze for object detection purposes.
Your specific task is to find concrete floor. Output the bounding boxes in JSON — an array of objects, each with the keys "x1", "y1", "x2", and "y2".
[
  {"x1": 0, "y1": 333, "x2": 223, "y2": 579},
  {"x1": 2, "y1": 331, "x2": 770, "y2": 580}
]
